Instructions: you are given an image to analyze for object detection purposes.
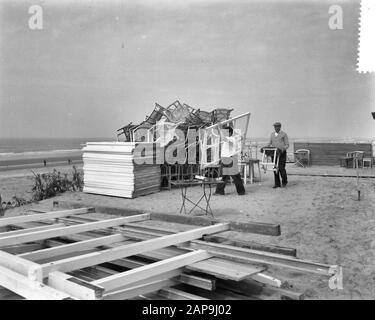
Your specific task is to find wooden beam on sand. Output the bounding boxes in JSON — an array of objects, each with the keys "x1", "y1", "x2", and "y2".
[
  {"x1": 184, "y1": 240, "x2": 336, "y2": 276},
  {"x1": 30, "y1": 223, "x2": 229, "y2": 279},
  {"x1": 0, "y1": 208, "x2": 94, "y2": 227},
  {"x1": 19, "y1": 234, "x2": 126, "y2": 262},
  {"x1": 202, "y1": 234, "x2": 297, "y2": 257},
  {"x1": 54, "y1": 201, "x2": 281, "y2": 236},
  {"x1": 0, "y1": 265, "x2": 72, "y2": 300},
  {"x1": 47, "y1": 271, "x2": 105, "y2": 300},
  {"x1": 0, "y1": 214, "x2": 150, "y2": 248},
  {"x1": 94, "y1": 250, "x2": 211, "y2": 291}
]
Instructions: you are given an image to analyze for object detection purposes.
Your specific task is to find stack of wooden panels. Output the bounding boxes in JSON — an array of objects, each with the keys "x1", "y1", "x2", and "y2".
[
  {"x1": 0, "y1": 205, "x2": 343, "y2": 300},
  {"x1": 82, "y1": 142, "x2": 161, "y2": 198}
]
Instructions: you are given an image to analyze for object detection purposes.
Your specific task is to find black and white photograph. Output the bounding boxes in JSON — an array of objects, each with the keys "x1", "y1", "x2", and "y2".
[{"x1": 0, "y1": 0, "x2": 374, "y2": 303}]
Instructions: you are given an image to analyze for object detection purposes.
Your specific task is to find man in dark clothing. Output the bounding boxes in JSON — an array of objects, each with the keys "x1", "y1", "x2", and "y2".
[
  {"x1": 214, "y1": 126, "x2": 245, "y2": 195},
  {"x1": 267, "y1": 122, "x2": 289, "y2": 188}
]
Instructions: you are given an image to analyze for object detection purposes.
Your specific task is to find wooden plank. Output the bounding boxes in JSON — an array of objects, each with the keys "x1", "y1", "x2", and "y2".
[
  {"x1": 0, "y1": 265, "x2": 72, "y2": 300},
  {"x1": 54, "y1": 201, "x2": 281, "y2": 236},
  {"x1": 185, "y1": 240, "x2": 334, "y2": 276},
  {"x1": 93, "y1": 250, "x2": 211, "y2": 291},
  {"x1": 102, "y1": 258, "x2": 216, "y2": 291},
  {"x1": 203, "y1": 234, "x2": 297, "y2": 257},
  {"x1": 0, "y1": 223, "x2": 65, "y2": 239},
  {"x1": 19, "y1": 234, "x2": 126, "y2": 262},
  {"x1": 48, "y1": 271, "x2": 105, "y2": 300},
  {"x1": 216, "y1": 278, "x2": 305, "y2": 300},
  {"x1": 0, "y1": 214, "x2": 150, "y2": 248},
  {"x1": 187, "y1": 257, "x2": 263, "y2": 281},
  {"x1": 103, "y1": 278, "x2": 177, "y2": 300},
  {"x1": 30, "y1": 223, "x2": 229, "y2": 279},
  {"x1": 0, "y1": 250, "x2": 43, "y2": 281},
  {"x1": 0, "y1": 208, "x2": 94, "y2": 227},
  {"x1": 158, "y1": 287, "x2": 209, "y2": 300},
  {"x1": 178, "y1": 274, "x2": 216, "y2": 291}
]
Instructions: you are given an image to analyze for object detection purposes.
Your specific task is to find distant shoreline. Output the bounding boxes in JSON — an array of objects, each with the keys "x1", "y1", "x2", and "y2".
[{"x1": 0, "y1": 150, "x2": 83, "y2": 171}]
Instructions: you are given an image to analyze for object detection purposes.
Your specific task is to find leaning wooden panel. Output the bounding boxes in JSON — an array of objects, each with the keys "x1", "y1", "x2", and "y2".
[
  {"x1": 93, "y1": 250, "x2": 211, "y2": 291},
  {"x1": 0, "y1": 214, "x2": 150, "y2": 247},
  {"x1": 0, "y1": 208, "x2": 94, "y2": 227},
  {"x1": 0, "y1": 265, "x2": 72, "y2": 300},
  {"x1": 31, "y1": 223, "x2": 229, "y2": 279}
]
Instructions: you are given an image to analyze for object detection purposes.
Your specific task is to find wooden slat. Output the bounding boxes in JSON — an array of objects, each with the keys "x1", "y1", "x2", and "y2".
[
  {"x1": 30, "y1": 223, "x2": 229, "y2": 279},
  {"x1": 0, "y1": 223, "x2": 65, "y2": 239},
  {"x1": 0, "y1": 214, "x2": 150, "y2": 247},
  {"x1": 93, "y1": 250, "x2": 211, "y2": 291},
  {"x1": 185, "y1": 240, "x2": 334, "y2": 276},
  {"x1": 0, "y1": 208, "x2": 94, "y2": 227},
  {"x1": 19, "y1": 234, "x2": 126, "y2": 262}
]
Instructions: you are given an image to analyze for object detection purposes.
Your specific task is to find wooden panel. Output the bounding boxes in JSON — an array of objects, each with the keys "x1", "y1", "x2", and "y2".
[
  {"x1": 31, "y1": 223, "x2": 229, "y2": 279},
  {"x1": 94, "y1": 251, "x2": 210, "y2": 291},
  {"x1": 54, "y1": 201, "x2": 281, "y2": 236},
  {"x1": 294, "y1": 142, "x2": 373, "y2": 166},
  {"x1": 0, "y1": 214, "x2": 150, "y2": 247}
]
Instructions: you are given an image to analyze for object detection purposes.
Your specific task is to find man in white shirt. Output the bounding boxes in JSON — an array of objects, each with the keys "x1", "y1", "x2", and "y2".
[{"x1": 214, "y1": 126, "x2": 245, "y2": 195}]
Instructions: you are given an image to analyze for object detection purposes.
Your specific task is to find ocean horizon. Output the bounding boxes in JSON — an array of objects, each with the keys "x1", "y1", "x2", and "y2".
[{"x1": 0, "y1": 136, "x2": 374, "y2": 156}]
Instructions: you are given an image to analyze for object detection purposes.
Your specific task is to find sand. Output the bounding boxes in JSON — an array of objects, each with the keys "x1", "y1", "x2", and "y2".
[{"x1": 1, "y1": 163, "x2": 375, "y2": 299}]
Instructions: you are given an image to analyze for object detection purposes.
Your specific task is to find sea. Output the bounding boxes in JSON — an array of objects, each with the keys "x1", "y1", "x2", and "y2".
[
  {"x1": 0, "y1": 136, "x2": 373, "y2": 157},
  {"x1": 0, "y1": 138, "x2": 114, "y2": 156}
]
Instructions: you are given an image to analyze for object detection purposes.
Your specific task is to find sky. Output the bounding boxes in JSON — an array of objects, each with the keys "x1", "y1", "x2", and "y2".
[{"x1": 0, "y1": 0, "x2": 374, "y2": 139}]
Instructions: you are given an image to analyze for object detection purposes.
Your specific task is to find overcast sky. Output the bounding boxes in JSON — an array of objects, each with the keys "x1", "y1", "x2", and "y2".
[{"x1": 0, "y1": 0, "x2": 374, "y2": 139}]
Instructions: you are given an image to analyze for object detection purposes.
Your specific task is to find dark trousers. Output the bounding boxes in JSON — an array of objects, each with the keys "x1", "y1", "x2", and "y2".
[
  {"x1": 215, "y1": 173, "x2": 245, "y2": 195},
  {"x1": 274, "y1": 150, "x2": 288, "y2": 186}
]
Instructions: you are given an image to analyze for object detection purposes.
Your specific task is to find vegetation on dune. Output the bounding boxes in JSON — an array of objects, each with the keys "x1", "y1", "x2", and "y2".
[
  {"x1": 0, "y1": 166, "x2": 84, "y2": 216},
  {"x1": 31, "y1": 166, "x2": 83, "y2": 201}
]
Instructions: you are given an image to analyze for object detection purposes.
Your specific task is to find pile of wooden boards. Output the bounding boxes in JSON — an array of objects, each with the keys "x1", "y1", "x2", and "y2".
[
  {"x1": 82, "y1": 142, "x2": 161, "y2": 198},
  {"x1": 0, "y1": 203, "x2": 342, "y2": 300}
]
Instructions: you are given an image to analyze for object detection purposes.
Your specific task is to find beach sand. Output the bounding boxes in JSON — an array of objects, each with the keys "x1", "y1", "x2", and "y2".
[{"x1": 1, "y1": 164, "x2": 375, "y2": 299}]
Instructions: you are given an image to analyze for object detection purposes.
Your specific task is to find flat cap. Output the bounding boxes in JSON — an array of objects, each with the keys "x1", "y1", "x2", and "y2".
[{"x1": 273, "y1": 122, "x2": 281, "y2": 126}]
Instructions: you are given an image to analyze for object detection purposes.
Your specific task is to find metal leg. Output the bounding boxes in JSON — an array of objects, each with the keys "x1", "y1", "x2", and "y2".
[
  {"x1": 179, "y1": 186, "x2": 187, "y2": 214},
  {"x1": 203, "y1": 183, "x2": 213, "y2": 217}
]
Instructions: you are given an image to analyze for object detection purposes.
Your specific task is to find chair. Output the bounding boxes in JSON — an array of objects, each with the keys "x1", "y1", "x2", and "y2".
[
  {"x1": 339, "y1": 152, "x2": 354, "y2": 168},
  {"x1": 294, "y1": 149, "x2": 310, "y2": 167},
  {"x1": 363, "y1": 157, "x2": 373, "y2": 169},
  {"x1": 260, "y1": 147, "x2": 279, "y2": 173},
  {"x1": 353, "y1": 151, "x2": 364, "y2": 169}
]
